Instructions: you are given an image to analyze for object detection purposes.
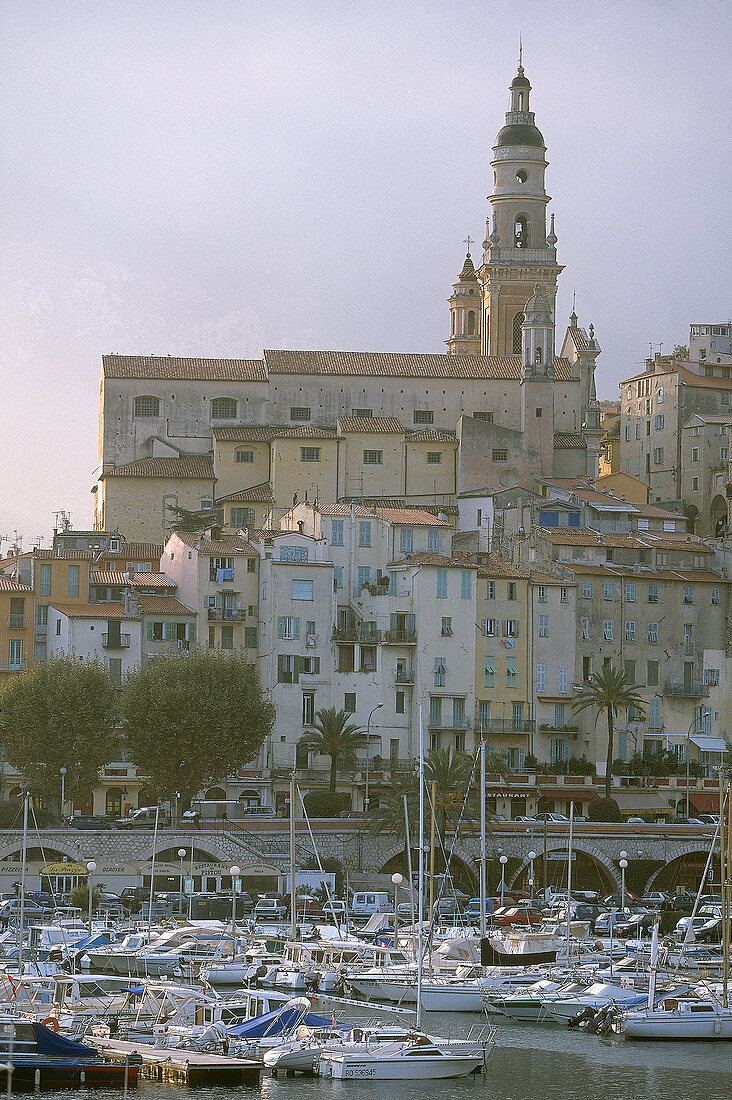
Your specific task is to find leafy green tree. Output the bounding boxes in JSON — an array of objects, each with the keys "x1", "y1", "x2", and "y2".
[
  {"x1": 0, "y1": 656, "x2": 117, "y2": 810},
  {"x1": 588, "y1": 797, "x2": 621, "y2": 822},
  {"x1": 572, "y1": 664, "x2": 646, "y2": 799},
  {"x1": 298, "y1": 708, "x2": 365, "y2": 791},
  {"x1": 167, "y1": 506, "x2": 224, "y2": 532},
  {"x1": 70, "y1": 881, "x2": 104, "y2": 914},
  {"x1": 122, "y1": 650, "x2": 274, "y2": 804},
  {"x1": 302, "y1": 790, "x2": 344, "y2": 818}
]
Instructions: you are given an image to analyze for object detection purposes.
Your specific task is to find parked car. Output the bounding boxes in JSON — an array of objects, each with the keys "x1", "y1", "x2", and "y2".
[
  {"x1": 67, "y1": 815, "x2": 116, "y2": 830},
  {"x1": 698, "y1": 814, "x2": 720, "y2": 825},
  {"x1": 614, "y1": 910, "x2": 654, "y2": 937},
  {"x1": 116, "y1": 806, "x2": 170, "y2": 829},
  {"x1": 492, "y1": 904, "x2": 544, "y2": 927},
  {"x1": 534, "y1": 812, "x2": 569, "y2": 822},
  {"x1": 513, "y1": 815, "x2": 536, "y2": 822},
  {"x1": 322, "y1": 900, "x2": 348, "y2": 920},
  {"x1": 674, "y1": 908, "x2": 722, "y2": 941},
  {"x1": 0, "y1": 900, "x2": 50, "y2": 925},
  {"x1": 254, "y1": 897, "x2": 288, "y2": 921},
  {"x1": 641, "y1": 891, "x2": 669, "y2": 907},
  {"x1": 625, "y1": 816, "x2": 645, "y2": 825}
]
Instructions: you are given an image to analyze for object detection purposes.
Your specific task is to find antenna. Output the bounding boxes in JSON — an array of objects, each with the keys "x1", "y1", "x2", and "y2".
[{"x1": 518, "y1": 35, "x2": 523, "y2": 69}]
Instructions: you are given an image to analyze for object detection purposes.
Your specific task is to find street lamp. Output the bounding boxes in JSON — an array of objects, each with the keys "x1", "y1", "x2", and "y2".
[
  {"x1": 686, "y1": 709, "x2": 710, "y2": 819},
  {"x1": 527, "y1": 851, "x2": 537, "y2": 900},
  {"x1": 86, "y1": 861, "x2": 96, "y2": 935},
  {"x1": 391, "y1": 872, "x2": 403, "y2": 941},
  {"x1": 60, "y1": 768, "x2": 66, "y2": 820},
  {"x1": 177, "y1": 849, "x2": 186, "y2": 916},
  {"x1": 230, "y1": 866, "x2": 241, "y2": 928},
  {"x1": 364, "y1": 704, "x2": 383, "y2": 815},
  {"x1": 619, "y1": 850, "x2": 628, "y2": 912},
  {"x1": 499, "y1": 855, "x2": 508, "y2": 908}
]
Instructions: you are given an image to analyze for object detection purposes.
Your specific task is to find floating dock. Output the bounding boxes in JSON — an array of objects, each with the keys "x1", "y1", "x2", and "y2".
[{"x1": 91, "y1": 1037, "x2": 263, "y2": 1087}]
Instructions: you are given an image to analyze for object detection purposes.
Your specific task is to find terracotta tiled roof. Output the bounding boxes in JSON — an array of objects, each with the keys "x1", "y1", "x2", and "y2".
[
  {"x1": 560, "y1": 563, "x2": 725, "y2": 583},
  {"x1": 389, "y1": 552, "x2": 477, "y2": 568},
  {"x1": 102, "y1": 457, "x2": 214, "y2": 479},
  {"x1": 49, "y1": 602, "x2": 137, "y2": 619},
  {"x1": 630, "y1": 503, "x2": 685, "y2": 521},
  {"x1": 173, "y1": 532, "x2": 257, "y2": 556},
  {"x1": 375, "y1": 507, "x2": 450, "y2": 526},
  {"x1": 0, "y1": 577, "x2": 32, "y2": 592},
  {"x1": 100, "y1": 542, "x2": 164, "y2": 560},
  {"x1": 218, "y1": 483, "x2": 274, "y2": 504},
  {"x1": 567, "y1": 327, "x2": 593, "y2": 352},
  {"x1": 135, "y1": 594, "x2": 195, "y2": 615},
  {"x1": 337, "y1": 417, "x2": 404, "y2": 433},
  {"x1": 90, "y1": 572, "x2": 127, "y2": 585},
  {"x1": 213, "y1": 425, "x2": 338, "y2": 441},
  {"x1": 264, "y1": 349, "x2": 573, "y2": 381},
  {"x1": 102, "y1": 354, "x2": 266, "y2": 381},
  {"x1": 34, "y1": 548, "x2": 95, "y2": 560},
  {"x1": 407, "y1": 429, "x2": 458, "y2": 443},
  {"x1": 530, "y1": 572, "x2": 574, "y2": 585},
  {"x1": 553, "y1": 432, "x2": 587, "y2": 449},
  {"x1": 679, "y1": 369, "x2": 732, "y2": 390},
  {"x1": 476, "y1": 560, "x2": 530, "y2": 578},
  {"x1": 683, "y1": 413, "x2": 732, "y2": 427}
]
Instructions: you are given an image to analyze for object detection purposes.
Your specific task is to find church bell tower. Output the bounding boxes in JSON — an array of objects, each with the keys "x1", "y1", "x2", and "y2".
[{"x1": 478, "y1": 61, "x2": 564, "y2": 357}]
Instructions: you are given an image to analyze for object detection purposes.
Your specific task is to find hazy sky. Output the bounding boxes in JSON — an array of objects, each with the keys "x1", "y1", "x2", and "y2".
[{"x1": 1, "y1": 0, "x2": 730, "y2": 547}]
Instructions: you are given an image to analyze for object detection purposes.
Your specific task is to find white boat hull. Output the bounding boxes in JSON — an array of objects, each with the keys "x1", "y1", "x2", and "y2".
[
  {"x1": 320, "y1": 1051, "x2": 484, "y2": 1079},
  {"x1": 624, "y1": 1007, "x2": 732, "y2": 1040}
]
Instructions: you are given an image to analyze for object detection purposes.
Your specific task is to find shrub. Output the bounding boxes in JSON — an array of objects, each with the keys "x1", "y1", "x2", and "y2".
[
  {"x1": 302, "y1": 791, "x2": 345, "y2": 818},
  {"x1": 588, "y1": 797, "x2": 621, "y2": 822}
]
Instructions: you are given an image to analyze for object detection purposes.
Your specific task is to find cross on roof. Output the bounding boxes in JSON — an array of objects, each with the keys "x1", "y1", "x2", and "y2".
[{"x1": 463, "y1": 235, "x2": 474, "y2": 254}]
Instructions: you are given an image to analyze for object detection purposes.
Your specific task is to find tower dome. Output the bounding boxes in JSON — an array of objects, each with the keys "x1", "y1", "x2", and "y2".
[{"x1": 524, "y1": 284, "x2": 552, "y2": 324}]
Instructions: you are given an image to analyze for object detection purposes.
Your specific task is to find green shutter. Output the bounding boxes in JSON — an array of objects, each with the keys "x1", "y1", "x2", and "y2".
[
  {"x1": 163, "y1": 622, "x2": 175, "y2": 641},
  {"x1": 146, "y1": 621, "x2": 154, "y2": 641},
  {"x1": 406, "y1": 613, "x2": 416, "y2": 633},
  {"x1": 293, "y1": 618, "x2": 300, "y2": 639},
  {"x1": 188, "y1": 622, "x2": 196, "y2": 643},
  {"x1": 277, "y1": 617, "x2": 284, "y2": 639}
]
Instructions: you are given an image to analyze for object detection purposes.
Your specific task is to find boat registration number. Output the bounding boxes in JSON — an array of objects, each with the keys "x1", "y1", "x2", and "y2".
[{"x1": 345, "y1": 1067, "x2": 376, "y2": 1078}]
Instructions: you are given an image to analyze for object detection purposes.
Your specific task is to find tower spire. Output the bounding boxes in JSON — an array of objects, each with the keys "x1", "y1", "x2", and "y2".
[{"x1": 518, "y1": 35, "x2": 523, "y2": 72}]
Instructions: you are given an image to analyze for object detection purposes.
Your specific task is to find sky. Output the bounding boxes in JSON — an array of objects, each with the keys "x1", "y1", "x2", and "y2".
[{"x1": 1, "y1": 0, "x2": 730, "y2": 547}]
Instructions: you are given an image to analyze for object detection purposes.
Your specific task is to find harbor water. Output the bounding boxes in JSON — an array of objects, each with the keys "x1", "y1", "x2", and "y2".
[{"x1": 25, "y1": 1011, "x2": 732, "y2": 1100}]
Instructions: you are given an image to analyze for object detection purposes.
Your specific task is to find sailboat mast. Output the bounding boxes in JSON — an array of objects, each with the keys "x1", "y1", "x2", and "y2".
[
  {"x1": 416, "y1": 703, "x2": 425, "y2": 1029},
  {"x1": 17, "y1": 791, "x2": 29, "y2": 969},
  {"x1": 723, "y1": 773, "x2": 730, "y2": 1007},
  {"x1": 479, "y1": 739, "x2": 487, "y2": 941},
  {"x1": 290, "y1": 770, "x2": 297, "y2": 943},
  {"x1": 565, "y1": 801, "x2": 574, "y2": 953}
]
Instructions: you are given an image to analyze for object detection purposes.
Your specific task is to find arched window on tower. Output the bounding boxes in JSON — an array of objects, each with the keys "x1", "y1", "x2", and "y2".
[
  {"x1": 535, "y1": 346, "x2": 542, "y2": 365},
  {"x1": 512, "y1": 312, "x2": 525, "y2": 354},
  {"x1": 451, "y1": 311, "x2": 456, "y2": 335},
  {"x1": 467, "y1": 311, "x2": 475, "y2": 335},
  {"x1": 514, "y1": 215, "x2": 529, "y2": 249}
]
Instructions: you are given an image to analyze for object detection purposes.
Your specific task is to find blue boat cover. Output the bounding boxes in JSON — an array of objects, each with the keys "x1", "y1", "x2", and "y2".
[
  {"x1": 227, "y1": 1006, "x2": 350, "y2": 1039},
  {"x1": 32, "y1": 1021, "x2": 99, "y2": 1058}
]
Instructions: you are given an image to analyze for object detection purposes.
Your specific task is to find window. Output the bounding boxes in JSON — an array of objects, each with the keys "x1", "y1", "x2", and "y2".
[
  {"x1": 507, "y1": 582, "x2": 517, "y2": 601},
  {"x1": 692, "y1": 447, "x2": 699, "y2": 462},
  {"x1": 581, "y1": 580, "x2": 592, "y2": 599},
  {"x1": 486, "y1": 580, "x2": 496, "y2": 599},
  {"x1": 481, "y1": 618, "x2": 498, "y2": 636},
  {"x1": 683, "y1": 586, "x2": 695, "y2": 604},
  {"x1": 55, "y1": 619, "x2": 61, "y2": 636},
  {"x1": 441, "y1": 617, "x2": 453, "y2": 636},
  {"x1": 602, "y1": 620, "x2": 614, "y2": 641},
  {"x1": 558, "y1": 665, "x2": 569, "y2": 694},
  {"x1": 654, "y1": 414, "x2": 664, "y2": 429},
  {"x1": 492, "y1": 449, "x2": 508, "y2": 462},
  {"x1": 657, "y1": 387, "x2": 663, "y2": 403},
  {"x1": 512, "y1": 310, "x2": 524, "y2": 352},
  {"x1": 646, "y1": 660, "x2": 659, "y2": 686},
  {"x1": 300, "y1": 447, "x2": 320, "y2": 462},
  {"x1": 582, "y1": 655, "x2": 592, "y2": 681},
  {"x1": 413, "y1": 410, "x2": 434, "y2": 424},
  {"x1": 624, "y1": 582, "x2": 636, "y2": 602},
  {"x1": 221, "y1": 624, "x2": 234, "y2": 649},
  {"x1": 461, "y1": 570, "x2": 472, "y2": 599},
  {"x1": 536, "y1": 664, "x2": 546, "y2": 692},
  {"x1": 8, "y1": 639, "x2": 23, "y2": 668},
  {"x1": 683, "y1": 622, "x2": 694, "y2": 653},
  {"x1": 691, "y1": 477, "x2": 699, "y2": 491},
  {"x1": 36, "y1": 604, "x2": 48, "y2": 626},
  {"x1": 291, "y1": 406, "x2": 311, "y2": 421},
  {"x1": 302, "y1": 693, "x2": 315, "y2": 725},
  {"x1": 262, "y1": 581, "x2": 267, "y2": 599},
  {"x1": 538, "y1": 614, "x2": 549, "y2": 637},
  {"x1": 624, "y1": 620, "x2": 636, "y2": 642},
  {"x1": 537, "y1": 585, "x2": 547, "y2": 603},
  {"x1": 647, "y1": 621, "x2": 659, "y2": 643},
  {"x1": 210, "y1": 397, "x2": 237, "y2": 419},
  {"x1": 625, "y1": 423, "x2": 631, "y2": 441},
  {"x1": 560, "y1": 587, "x2": 569, "y2": 604},
  {"x1": 551, "y1": 738, "x2": 570, "y2": 765},
  {"x1": 363, "y1": 449, "x2": 383, "y2": 465},
  {"x1": 291, "y1": 580, "x2": 313, "y2": 601},
  {"x1": 506, "y1": 657, "x2": 517, "y2": 686},
  {"x1": 434, "y1": 658, "x2": 447, "y2": 687},
  {"x1": 473, "y1": 411, "x2": 493, "y2": 422},
  {"x1": 244, "y1": 626, "x2": 257, "y2": 648},
  {"x1": 704, "y1": 667, "x2": 720, "y2": 686},
  {"x1": 358, "y1": 521, "x2": 371, "y2": 547},
  {"x1": 39, "y1": 563, "x2": 51, "y2": 597},
  {"x1": 503, "y1": 619, "x2": 520, "y2": 637},
  {"x1": 396, "y1": 691, "x2": 405, "y2": 714},
  {"x1": 722, "y1": 448, "x2": 729, "y2": 462},
  {"x1": 657, "y1": 552, "x2": 668, "y2": 565},
  {"x1": 436, "y1": 569, "x2": 448, "y2": 598},
  {"x1": 352, "y1": 407, "x2": 372, "y2": 417},
  {"x1": 400, "y1": 528, "x2": 413, "y2": 553},
  {"x1": 426, "y1": 452, "x2": 442, "y2": 464},
  {"x1": 277, "y1": 616, "x2": 300, "y2": 639},
  {"x1": 580, "y1": 616, "x2": 589, "y2": 640},
  {"x1": 603, "y1": 581, "x2": 613, "y2": 600},
  {"x1": 648, "y1": 699, "x2": 661, "y2": 729},
  {"x1": 606, "y1": 548, "x2": 614, "y2": 563},
  {"x1": 333, "y1": 565, "x2": 343, "y2": 589},
  {"x1": 712, "y1": 587, "x2": 720, "y2": 605},
  {"x1": 484, "y1": 657, "x2": 495, "y2": 688},
  {"x1": 344, "y1": 693, "x2": 356, "y2": 713},
  {"x1": 67, "y1": 565, "x2": 79, "y2": 598},
  {"x1": 279, "y1": 545, "x2": 308, "y2": 563},
  {"x1": 133, "y1": 395, "x2": 160, "y2": 418},
  {"x1": 328, "y1": 519, "x2": 344, "y2": 546},
  {"x1": 235, "y1": 449, "x2": 254, "y2": 463},
  {"x1": 647, "y1": 584, "x2": 659, "y2": 603},
  {"x1": 427, "y1": 529, "x2": 439, "y2": 553},
  {"x1": 277, "y1": 655, "x2": 295, "y2": 683},
  {"x1": 230, "y1": 507, "x2": 255, "y2": 527},
  {"x1": 357, "y1": 566, "x2": 371, "y2": 590}
]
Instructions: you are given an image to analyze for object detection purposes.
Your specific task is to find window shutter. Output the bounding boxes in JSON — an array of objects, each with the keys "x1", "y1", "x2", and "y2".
[
  {"x1": 188, "y1": 622, "x2": 196, "y2": 643},
  {"x1": 146, "y1": 621, "x2": 154, "y2": 641},
  {"x1": 293, "y1": 617, "x2": 300, "y2": 639},
  {"x1": 277, "y1": 617, "x2": 284, "y2": 639},
  {"x1": 406, "y1": 613, "x2": 416, "y2": 633},
  {"x1": 163, "y1": 622, "x2": 175, "y2": 641},
  {"x1": 390, "y1": 613, "x2": 398, "y2": 633}
]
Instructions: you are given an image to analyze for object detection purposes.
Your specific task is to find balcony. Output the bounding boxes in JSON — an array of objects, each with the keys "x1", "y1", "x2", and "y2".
[
  {"x1": 208, "y1": 608, "x2": 245, "y2": 621},
  {"x1": 664, "y1": 680, "x2": 710, "y2": 698},
  {"x1": 476, "y1": 718, "x2": 536, "y2": 735},
  {"x1": 102, "y1": 633, "x2": 131, "y2": 649},
  {"x1": 7, "y1": 615, "x2": 27, "y2": 629},
  {"x1": 332, "y1": 626, "x2": 382, "y2": 643},
  {"x1": 395, "y1": 669, "x2": 415, "y2": 684},
  {"x1": 428, "y1": 719, "x2": 470, "y2": 732},
  {"x1": 383, "y1": 629, "x2": 417, "y2": 644}
]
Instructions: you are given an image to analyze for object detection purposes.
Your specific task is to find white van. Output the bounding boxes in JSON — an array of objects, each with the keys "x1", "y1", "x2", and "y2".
[{"x1": 350, "y1": 891, "x2": 392, "y2": 918}]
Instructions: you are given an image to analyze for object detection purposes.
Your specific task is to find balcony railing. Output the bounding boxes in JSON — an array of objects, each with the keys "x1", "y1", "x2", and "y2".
[
  {"x1": 664, "y1": 680, "x2": 710, "y2": 698},
  {"x1": 7, "y1": 615, "x2": 27, "y2": 629},
  {"x1": 395, "y1": 669, "x2": 415, "y2": 684},
  {"x1": 102, "y1": 633, "x2": 131, "y2": 649},
  {"x1": 208, "y1": 608, "x2": 245, "y2": 621},
  {"x1": 0, "y1": 661, "x2": 26, "y2": 671},
  {"x1": 428, "y1": 719, "x2": 470, "y2": 731},
  {"x1": 476, "y1": 718, "x2": 536, "y2": 735},
  {"x1": 332, "y1": 626, "x2": 382, "y2": 643},
  {"x1": 383, "y1": 630, "x2": 417, "y2": 644}
]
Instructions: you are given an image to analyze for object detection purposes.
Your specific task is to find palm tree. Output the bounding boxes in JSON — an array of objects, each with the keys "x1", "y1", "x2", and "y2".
[
  {"x1": 298, "y1": 707, "x2": 365, "y2": 792},
  {"x1": 368, "y1": 770, "x2": 420, "y2": 852},
  {"x1": 424, "y1": 749, "x2": 476, "y2": 847},
  {"x1": 572, "y1": 664, "x2": 646, "y2": 800}
]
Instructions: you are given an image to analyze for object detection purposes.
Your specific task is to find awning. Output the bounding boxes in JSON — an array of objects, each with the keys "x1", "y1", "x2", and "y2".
[
  {"x1": 688, "y1": 791, "x2": 719, "y2": 813},
  {"x1": 611, "y1": 790, "x2": 673, "y2": 812},
  {"x1": 690, "y1": 735, "x2": 729, "y2": 753}
]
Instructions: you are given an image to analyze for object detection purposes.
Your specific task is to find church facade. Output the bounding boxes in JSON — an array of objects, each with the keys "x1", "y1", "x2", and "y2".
[{"x1": 94, "y1": 66, "x2": 603, "y2": 543}]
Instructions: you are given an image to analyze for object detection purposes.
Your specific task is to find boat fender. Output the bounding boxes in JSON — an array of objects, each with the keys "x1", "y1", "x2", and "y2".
[
  {"x1": 714, "y1": 1019, "x2": 723, "y2": 1035},
  {"x1": 41, "y1": 1017, "x2": 60, "y2": 1032}
]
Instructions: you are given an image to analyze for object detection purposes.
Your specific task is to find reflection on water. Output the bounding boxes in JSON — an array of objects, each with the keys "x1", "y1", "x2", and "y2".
[{"x1": 29, "y1": 1012, "x2": 732, "y2": 1100}]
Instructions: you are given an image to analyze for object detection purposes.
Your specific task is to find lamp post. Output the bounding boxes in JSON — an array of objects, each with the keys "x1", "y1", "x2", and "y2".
[
  {"x1": 60, "y1": 767, "x2": 66, "y2": 821},
  {"x1": 527, "y1": 851, "x2": 537, "y2": 900},
  {"x1": 686, "y1": 709, "x2": 710, "y2": 819},
  {"x1": 499, "y1": 855, "x2": 508, "y2": 908},
  {"x1": 391, "y1": 872, "x2": 403, "y2": 941},
  {"x1": 364, "y1": 703, "x2": 383, "y2": 815},
  {"x1": 177, "y1": 849, "x2": 186, "y2": 916},
  {"x1": 619, "y1": 850, "x2": 628, "y2": 913},
  {"x1": 230, "y1": 865, "x2": 240, "y2": 928},
  {"x1": 86, "y1": 861, "x2": 96, "y2": 935}
]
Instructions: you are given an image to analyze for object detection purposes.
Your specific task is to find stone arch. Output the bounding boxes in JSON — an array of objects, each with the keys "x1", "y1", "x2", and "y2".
[
  {"x1": 0, "y1": 841, "x2": 81, "y2": 864},
  {"x1": 647, "y1": 843, "x2": 718, "y2": 894},
  {"x1": 711, "y1": 495, "x2": 727, "y2": 537},
  {"x1": 138, "y1": 839, "x2": 226, "y2": 864},
  {"x1": 508, "y1": 839, "x2": 620, "y2": 894}
]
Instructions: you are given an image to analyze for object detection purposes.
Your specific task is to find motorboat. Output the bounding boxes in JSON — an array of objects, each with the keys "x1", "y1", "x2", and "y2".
[
  {"x1": 263, "y1": 1025, "x2": 349, "y2": 1073},
  {"x1": 620, "y1": 996, "x2": 732, "y2": 1040},
  {"x1": 0, "y1": 1013, "x2": 138, "y2": 1089},
  {"x1": 318, "y1": 1023, "x2": 494, "y2": 1080}
]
